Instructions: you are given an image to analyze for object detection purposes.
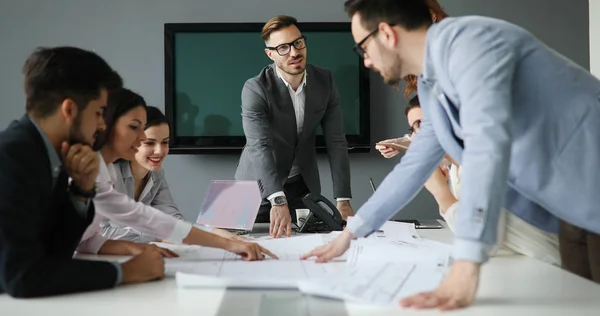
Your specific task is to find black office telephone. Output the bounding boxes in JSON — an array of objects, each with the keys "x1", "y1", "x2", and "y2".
[{"x1": 298, "y1": 193, "x2": 345, "y2": 233}]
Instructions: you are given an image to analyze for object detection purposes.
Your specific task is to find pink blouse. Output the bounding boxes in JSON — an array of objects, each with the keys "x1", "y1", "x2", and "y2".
[{"x1": 77, "y1": 154, "x2": 192, "y2": 253}]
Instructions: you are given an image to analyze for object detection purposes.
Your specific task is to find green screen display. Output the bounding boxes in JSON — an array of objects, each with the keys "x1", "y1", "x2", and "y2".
[{"x1": 173, "y1": 31, "x2": 362, "y2": 137}]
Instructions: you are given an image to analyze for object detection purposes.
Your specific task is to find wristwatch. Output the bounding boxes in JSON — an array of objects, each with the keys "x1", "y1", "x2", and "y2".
[
  {"x1": 69, "y1": 183, "x2": 97, "y2": 199},
  {"x1": 270, "y1": 196, "x2": 287, "y2": 206}
]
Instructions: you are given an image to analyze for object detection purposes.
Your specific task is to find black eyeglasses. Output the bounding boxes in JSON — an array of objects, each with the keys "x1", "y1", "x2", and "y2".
[
  {"x1": 353, "y1": 29, "x2": 378, "y2": 58},
  {"x1": 353, "y1": 23, "x2": 396, "y2": 58},
  {"x1": 408, "y1": 119, "x2": 422, "y2": 134},
  {"x1": 266, "y1": 35, "x2": 307, "y2": 56}
]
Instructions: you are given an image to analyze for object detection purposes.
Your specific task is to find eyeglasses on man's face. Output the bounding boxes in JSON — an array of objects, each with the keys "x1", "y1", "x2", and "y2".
[
  {"x1": 266, "y1": 35, "x2": 307, "y2": 56},
  {"x1": 352, "y1": 23, "x2": 396, "y2": 58},
  {"x1": 353, "y1": 28, "x2": 379, "y2": 58}
]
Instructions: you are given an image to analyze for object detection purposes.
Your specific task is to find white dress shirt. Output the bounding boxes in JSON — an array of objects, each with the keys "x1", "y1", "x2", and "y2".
[{"x1": 267, "y1": 67, "x2": 349, "y2": 203}]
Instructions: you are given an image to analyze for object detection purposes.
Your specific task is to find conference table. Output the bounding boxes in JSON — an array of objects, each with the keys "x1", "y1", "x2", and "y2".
[{"x1": 2, "y1": 221, "x2": 600, "y2": 316}]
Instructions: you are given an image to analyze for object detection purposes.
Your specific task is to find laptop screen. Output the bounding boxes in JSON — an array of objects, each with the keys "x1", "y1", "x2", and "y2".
[{"x1": 195, "y1": 180, "x2": 261, "y2": 231}]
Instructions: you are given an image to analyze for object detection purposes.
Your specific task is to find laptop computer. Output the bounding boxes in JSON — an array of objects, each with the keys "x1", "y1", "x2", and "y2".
[{"x1": 195, "y1": 180, "x2": 262, "y2": 232}]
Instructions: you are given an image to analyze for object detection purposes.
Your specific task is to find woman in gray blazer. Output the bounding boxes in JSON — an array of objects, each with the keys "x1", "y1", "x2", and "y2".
[{"x1": 100, "y1": 106, "x2": 243, "y2": 243}]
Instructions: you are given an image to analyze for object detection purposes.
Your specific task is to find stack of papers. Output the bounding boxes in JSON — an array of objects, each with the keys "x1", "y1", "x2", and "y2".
[
  {"x1": 156, "y1": 235, "x2": 341, "y2": 289},
  {"x1": 156, "y1": 220, "x2": 451, "y2": 306},
  {"x1": 298, "y1": 262, "x2": 446, "y2": 306}
]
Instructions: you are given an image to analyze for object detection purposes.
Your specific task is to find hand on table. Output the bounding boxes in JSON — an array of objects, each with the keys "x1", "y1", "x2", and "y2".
[
  {"x1": 121, "y1": 247, "x2": 166, "y2": 284},
  {"x1": 301, "y1": 229, "x2": 354, "y2": 262},
  {"x1": 400, "y1": 260, "x2": 480, "y2": 310},
  {"x1": 270, "y1": 204, "x2": 292, "y2": 238}
]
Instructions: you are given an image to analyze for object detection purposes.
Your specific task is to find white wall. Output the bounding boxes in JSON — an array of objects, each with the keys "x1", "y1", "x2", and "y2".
[{"x1": 591, "y1": 0, "x2": 600, "y2": 77}]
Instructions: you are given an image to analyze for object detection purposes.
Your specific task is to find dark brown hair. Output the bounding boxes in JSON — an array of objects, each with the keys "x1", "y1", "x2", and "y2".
[
  {"x1": 145, "y1": 106, "x2": 169, "y2": 130},
  {"x1": 261, "y1": 15, "x2": 298, "y2": 42},
  {"x1": 403, "y1": 0, "x2": 449, "y2": 98},
  {"x1": 93, "y1": 88, "x2": 147, "y2": 151},
  {"x1": 344, "y1": 0, "x2": 432, "y2": 32},
  {"x1": 404, "y1": 94, "x2": 421, "y2": 116},
  {"x1": 23, "y1": 46, "x2": 122, "y2": 118}
]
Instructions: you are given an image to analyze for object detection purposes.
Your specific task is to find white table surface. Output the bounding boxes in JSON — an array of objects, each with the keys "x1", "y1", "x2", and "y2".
[{"x1": 2, "y1": 222, "x2": 600, "y2": 316}]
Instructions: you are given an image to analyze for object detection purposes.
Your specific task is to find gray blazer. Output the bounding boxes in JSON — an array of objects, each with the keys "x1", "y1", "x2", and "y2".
[
  {"x1": 235, "y1": 64, "x2": 351, "y2": 200},
  {"x1": 347, "y1": 16, "x2": 600, "y2": 263},
  {"x1": 100, "y1": 160, "x2": 184, "y2": 243}
]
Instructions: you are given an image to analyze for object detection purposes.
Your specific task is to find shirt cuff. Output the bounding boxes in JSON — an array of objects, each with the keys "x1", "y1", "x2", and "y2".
[
  {"x1": 111, "y1": 262, "x2": 123, "y2": 286},
  {"x1": 164, "y1": 220, "x2": 193, "y2": 243},
  {"x1": 336, "y1": 198, "x2": 351, "y2": 201},
  {"x1": 266, "y1": 191, "x2": 285, "y2": 202},
  {"x1": 69, "y1": 193, "x2": 90, "y2": 214},
  {"x1": 345, "y1": 214, "x2": 375, "y2": 238},
  {"x1": 452, "y1": 238, "x2": 492, "y2": 263}
]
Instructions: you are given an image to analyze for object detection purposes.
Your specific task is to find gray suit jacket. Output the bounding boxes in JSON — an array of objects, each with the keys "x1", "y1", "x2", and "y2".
[
  {"x1": 235, "y1": 64, "x2": 351, "y2": 200},
  {"x1": 100, "y1": 160, "x2": 184, "y2": 243},
  {"x1": 347, "y1": 16, "x2": 600, "y2": 264}
]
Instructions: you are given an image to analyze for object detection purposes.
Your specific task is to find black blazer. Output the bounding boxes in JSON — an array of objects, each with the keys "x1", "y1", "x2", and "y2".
[{"x1": 0, "y1": 116, "x2": 118, "y2": 298}]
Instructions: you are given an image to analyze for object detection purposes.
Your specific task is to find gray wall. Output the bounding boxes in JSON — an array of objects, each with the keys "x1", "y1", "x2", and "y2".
[{"x1": 0, "y1": 0, "x2": 589, "y2": 222}]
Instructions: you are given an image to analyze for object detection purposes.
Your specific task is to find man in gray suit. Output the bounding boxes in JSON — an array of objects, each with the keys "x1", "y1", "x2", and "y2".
[
  {"x1": 235, "y1": 15, "x2": 354, "y2": 238},
  {"x1": 303, "y1": 0, "x2": 600, "y2": 310}
]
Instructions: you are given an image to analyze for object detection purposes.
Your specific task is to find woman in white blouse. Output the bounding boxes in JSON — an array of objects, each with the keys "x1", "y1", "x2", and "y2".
[
  {"x1": 99, "y1": 106, "x2": 243, "y2": 243},
  {"x1": 376, "y1": 96, "x2": 560, "y2": 265},
  {"x1": 78, "y1": 88, "x2": 275, "y2": 261}
]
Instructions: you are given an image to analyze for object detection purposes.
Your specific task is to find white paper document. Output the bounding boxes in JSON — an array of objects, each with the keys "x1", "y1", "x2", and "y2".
[
  {"x1": 367, "y1": 220, "x2": 421, "y2": 242},
  {"x1": 175, "y1": 260, "x2": 337, "y2": 289},
  {"x1": 154, "y1": 234, "x2": 330, "y2": 262},
  {"x1": 346, "y1": 238, "x2": 452, "y2": 269},
  {"x1": 154, "y1": 235, "x2": 338, "y2": 289},
  {"x1": 298, "y1": 262, "x2": 446, "y2": 306}
]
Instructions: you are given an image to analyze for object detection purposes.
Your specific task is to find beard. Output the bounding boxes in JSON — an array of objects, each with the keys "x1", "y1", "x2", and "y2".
[
  {"x1": 276, "y1": 55, "x2": 306, "y2": 76},
  {"x1": 68, "y1": 114, "x2": 93, "y2": 147},
  {"x1": 384, "y1": 76, "x2": 402, "y2": 87},
  {"x1": 383, "y1": 54, "x2": 404, "y2": 87}
]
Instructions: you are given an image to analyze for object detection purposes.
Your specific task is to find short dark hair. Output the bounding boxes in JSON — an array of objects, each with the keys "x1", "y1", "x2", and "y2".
[
  {"x1": 93, "y1": 88, "x2": 147, "y2": 151},
  {"x1": 261, "y1": 15, "x2": 298, "y2": 42},
  {"x1": 23, "y1": 46, "x2": 123, "y2": 118},
  {"x1": 344, "y1": 0, "x2": 432, "y2": 31},
  {"x1": 145, "y1": 106, "x2": 170, "y2": 130},
  {"x1": 404, "y1": 94, "x2": 421, "y2": 116}
]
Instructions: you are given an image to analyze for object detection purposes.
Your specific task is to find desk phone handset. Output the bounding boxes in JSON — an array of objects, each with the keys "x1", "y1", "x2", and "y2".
[{"x1": 299, "y1": 193, "x2": 345, "y2": 232}]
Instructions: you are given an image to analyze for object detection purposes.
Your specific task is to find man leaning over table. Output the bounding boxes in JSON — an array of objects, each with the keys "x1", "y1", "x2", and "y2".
[
  {"x1": 303, "y1": 0, "x2": 600, "y2": 311},
  {"x1": 235, "y1": 15, "x2": 354, "y2": 238}
]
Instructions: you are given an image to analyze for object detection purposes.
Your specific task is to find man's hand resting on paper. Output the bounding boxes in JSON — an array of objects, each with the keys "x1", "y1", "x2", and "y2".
[
  {"x1": 400, "y1": 261, "x2": 480, "y2": 310},
  {"x1": 301, "y1": 229, "x2": 354, "y2": 262},
  {"x1": 270, "y1": 204, "x2": 292, "y2": 238}
]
